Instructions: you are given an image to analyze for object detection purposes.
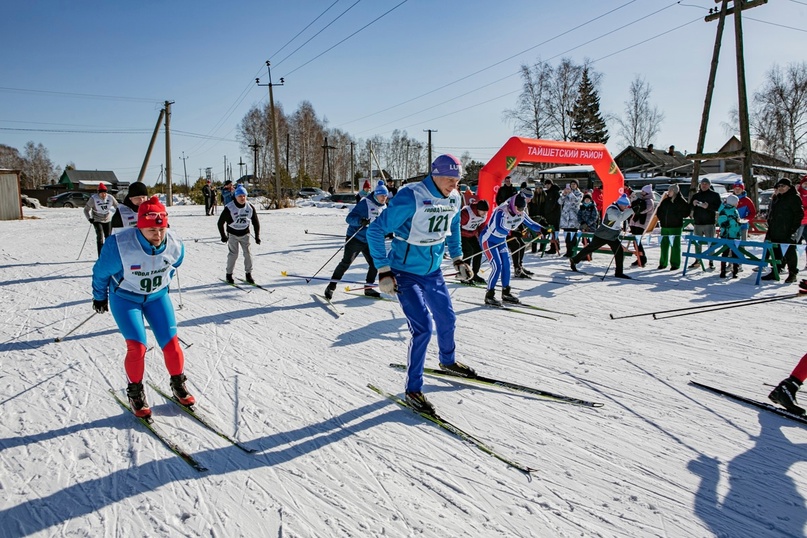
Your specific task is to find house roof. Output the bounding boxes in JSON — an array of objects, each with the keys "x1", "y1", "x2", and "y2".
[
  {"x1": 613, "y1": 146, "x2": 692, "y2": 175},
  {"x1": 534, "y1": 165, "x2": 595, "y2": 175},
  {"x1": 59, "y1": 170, "x2": 119, "y2": 188}
]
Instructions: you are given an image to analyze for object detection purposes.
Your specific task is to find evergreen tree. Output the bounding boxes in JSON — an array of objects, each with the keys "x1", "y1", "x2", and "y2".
[{"x1": 570, "y1": 68, "x2": 609, "y2": 144}]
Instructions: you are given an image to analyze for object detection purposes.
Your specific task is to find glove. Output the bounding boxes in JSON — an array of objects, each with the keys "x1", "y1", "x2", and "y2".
[
  {"x1": 88, "y1": 218, "x2": 94, "y2": 224},
  {"x1": 93, "y1": 299, "x2": 108, "y2": 314},
  {"x1": 360, "y1": 218, "x2": 371, "y2": 227},
  {"x1": 453, "y1": 257, "x2": 474, "y2": 281},
  {"x1": 255, "y1": 237, "x2": 261, "y2": 245},
  {"x1": 377, "y1": 267, "x2": 398, "y2": 294},
  {"x1": 221, "y1": 236, "x2": 228, "y2": 243}
]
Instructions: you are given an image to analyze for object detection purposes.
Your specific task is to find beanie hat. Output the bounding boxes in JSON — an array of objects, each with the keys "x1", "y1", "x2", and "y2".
[
  {"x1": 700, "y1": 177, "x2": 711, "y2": 185},
  {"x1": 363, "y1": 180, "x2": 371, "y2": 191},
  {"x1": 733, "y1": 179, "x2": 744, "y2": 189},
  {"x1": 520, "y1": 187, "x2": 534, "y2": 199},
  {"x1": 475, "y1": 199, "x2": 489, "y2": 212},
  {"x1": 520, "y1": 181, "x2": 528, "y2": 189},
  {"x1": 616, "y1": 193, "x2": 630, "y2": 206},
  {"x1": 775, "y1": 177, "x2": 792, "y2": 188},
  {"x1": 234, "y1": 185, "x2": 248, "y2": 197},
  {"x1": 582, "y1": 193, "x2": 593, "y2": 203},
  {"x1": 374, "y1": 180, "x2": 389, "y2": 197},
  {"x1": 726, "y1": 194, "x2": 739, "y2": 207},
  {"x1": 98, "y1": 183, "x2": 107, "y2": 192},
  {"x1": 431, "y1": 154, "x2": 462, "y2": 179},
  {"x1": 128, "y1": 182, "x2": 148, "y2": 198},
  {"x1": 224, "y1": 179, "x2": 233, "y2": 186},
  {"x1": 641, "y1": 184, "x2": 653, "y2": 195},
  {"x1": 137, "y1": 196, "x2": 168, "y2": 229},
  {"x1": 508, "y1": 194, "x2": 527, "y2": 213}
]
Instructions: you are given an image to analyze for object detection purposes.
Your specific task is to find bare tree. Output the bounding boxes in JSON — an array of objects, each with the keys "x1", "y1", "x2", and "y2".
[
  {"x1": 545, "y1": 58, "x2": 585, "y2": 141},
  {"x1": 503, "y1": 61, "x2": 553, "y2": 139},
  {"x1": 616, "y1": 76, "x2": 664, "y2": 148},
  {"x1": 752, "y1": 62, "x2": 807, "y2": 166}
]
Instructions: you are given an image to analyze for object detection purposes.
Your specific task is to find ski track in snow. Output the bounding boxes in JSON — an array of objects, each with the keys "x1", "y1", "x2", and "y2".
[{"x1": 0, "y1": 205, "x2": 805, "y2": 537}]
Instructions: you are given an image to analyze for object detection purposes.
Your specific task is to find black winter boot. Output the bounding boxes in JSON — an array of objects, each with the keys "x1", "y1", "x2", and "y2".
[
  {"x1": 502, "y1": 286, "x2": 519, "y2": 304},
  {"x1": 245, "y1": 273, "x2": 255, "y2": 284},
  {"x1": 225, "y1": 273, "x2": 234, "y2": 284},
  {"x1": 484, "y1": 289, "x2": 501, "y2": 307},
  {"x1": 324, "y1": 283, "x2": 336, "y2": 300}
]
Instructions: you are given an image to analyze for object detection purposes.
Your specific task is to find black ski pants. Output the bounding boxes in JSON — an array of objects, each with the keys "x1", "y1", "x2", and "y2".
[
  {"x1": 571, "y1": 235, "x2": 625, "y2": 275},
  {"x1": 328, "y1": 236, "x2": 377, "y2": 288}
]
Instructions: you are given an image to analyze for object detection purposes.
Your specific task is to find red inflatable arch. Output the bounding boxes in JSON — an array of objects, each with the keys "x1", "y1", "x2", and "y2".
[{"x1": 476, "y1": 137, "x2": 625, "y2": 210}]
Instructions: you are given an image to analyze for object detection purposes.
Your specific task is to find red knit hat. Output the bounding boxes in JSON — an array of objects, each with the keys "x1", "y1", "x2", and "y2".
[
  {"x1": 363, "y1": 180, "x2": 371, "y2": 190},
  {"x1": 98, "y1": 183, "x2": 107, "y2": 192},
  {"x1": 137, "y1": 196, "x2": 168, "y2": 228}
]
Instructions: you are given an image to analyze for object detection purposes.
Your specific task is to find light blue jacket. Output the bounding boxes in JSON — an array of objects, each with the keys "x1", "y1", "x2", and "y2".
[
  {"x1": 92, "y1": 231, "x2": 185, "y2": 303},
  {"x1": 346, "y1": 194, "x2": 386, "y2": 243},
  {"x1": 367, "y1": 176, "x2": 462, "y2": 275}
]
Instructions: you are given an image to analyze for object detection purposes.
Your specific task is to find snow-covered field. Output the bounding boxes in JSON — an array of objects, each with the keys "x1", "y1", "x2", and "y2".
[{"x1": 1, "y1": 203, "x2": 805, "y2": 538}]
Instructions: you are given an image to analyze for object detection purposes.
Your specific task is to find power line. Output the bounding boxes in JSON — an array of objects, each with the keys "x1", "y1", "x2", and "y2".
[
  {"x1": 271, "y1": 0, "x2": 342, "y2": 60},
  {"x1": 0, "y1": 86, "x2": 160, "y2": 103},
  {"x1": 746, "y1": 16, "x2": 807, "y2": 33}
]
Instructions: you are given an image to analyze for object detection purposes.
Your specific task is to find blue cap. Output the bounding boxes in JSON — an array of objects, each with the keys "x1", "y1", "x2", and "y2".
[
  {"x1": 234, "y1": 185, "x2": 248, "y2": 197},
  {"x1": 374, "y1": 180, "x2": 389, "y2": 197},
  {"x1": 616, "y1": 193, "x2": 630, "y2": 206},
  {"x1": 431, "y1": 154, "x2": 462, "y2": 179}
]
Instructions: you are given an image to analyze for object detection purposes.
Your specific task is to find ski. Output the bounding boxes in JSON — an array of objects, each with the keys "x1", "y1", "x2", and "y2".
[
  {"x1": 221, "y1": 279, "x2": 252, "y2": 292},
  {"x1": 239, "y1": 279, "x2": 274, "y2": 293},
  {"x1": 503, "y1": 301, "x2": 575, "y2": 317},
  {"x1": 147, "y1": 381, "x2": 256, "y2": 453},
  {"x1": 690, "y1": 381, "x2": 807, "y2": 425},
  {"x1": 344, "y1": 290, "x2": 395, "y2": 302},
  {"x1": 453, "y1": 298, "x2": 557, "y2": 320},
  {"x1": 312, "y1": 293, "x2": 344, "y2": 316},
  {"x1": 368, "y1": 384, "x2": 535, "y2": 474},
  {"x1": 389, "y1": 364, "x2": 603, "y2": 407},
  {"x1": 447, "y1": 279, "x2": 485, "y2": 288},
  {"x1": 108, "y1": 388, "x2": 208, "y2": 472}
]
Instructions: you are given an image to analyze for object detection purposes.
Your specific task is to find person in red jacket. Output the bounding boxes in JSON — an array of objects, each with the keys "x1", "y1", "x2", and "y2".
[
  {"x1": 459, "y1": 199, "x2": 489, "y2": 284},
  {"x1": 731, "y1": 180, "x2": 757, "y2": 241},
  {"x1": 797, "y1": 176, "x2": 807, "y2": 269}
]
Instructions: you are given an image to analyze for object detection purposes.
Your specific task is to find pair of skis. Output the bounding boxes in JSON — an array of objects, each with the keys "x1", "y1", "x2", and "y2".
[
  {"x1": 690, "y1": 381, "x2": 807, "y2": 425},
  {"x1": 372, "y1": 365, "x2": 604, "y2": 474},
  {"x1": 110, "y1": 382, "x2": 255, "y2": 472}
]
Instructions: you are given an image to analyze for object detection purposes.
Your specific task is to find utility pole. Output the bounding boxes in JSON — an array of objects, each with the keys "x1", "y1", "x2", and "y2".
[
  {"x1": 350, "y1": 142, "x2": 356, "y2": 192},
  {"x1": 224, "y1": 155, "x2": 228, "y2": 185},
  {"x1": 321, "y1": 137, "x2": 336, "y2": 192},
  {"x1": 181, "y1": 151, "x2": 189, "y2": 194},
  {"x1": 238, "y1": 157, "x2": 245, "y2": 179},
  {"x1": 249, "y1": 142, "x2": 263, "y2": 187},
  {"x1": 424, "y1": 129, "x2": 437, "y2": 171},
  {"x1": 688, "y1": 0, "x2": 767, "y2": 206},
  {"x1": 256, "y1": 61, "x2": 284, "y2": 202},
  {"x1": 164, "y1": 101, "x2": 174, "y2": 206}
]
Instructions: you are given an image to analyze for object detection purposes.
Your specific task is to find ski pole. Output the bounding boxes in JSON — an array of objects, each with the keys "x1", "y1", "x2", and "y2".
[
  {"x1": 304, "y1": 230, "x2": 344, "y2": 238},
  {"x1": 77, "y1": 223, "x2": 93, "y2": 261},
  {"x1": 174, "y1": 268, "x2": 184, "y2": 309},
  {"x1": 178, "y1": 335, "x2": 193, "y2": 349},
  {"x1": 652, "y1": 294, "x2": 802, "y2": 320},
  {"x1": 609, "y1": 292, "x2": 803, "y2": 320},
  {"x1": 306, "y1": 224, "x2": 366, "y2": 283},
  {"x1": 54, "y1": 312, "x2": 97, "y2": 342},
  {"x1": 282, "y1": 272, "x2": 377, "y2": 286}
]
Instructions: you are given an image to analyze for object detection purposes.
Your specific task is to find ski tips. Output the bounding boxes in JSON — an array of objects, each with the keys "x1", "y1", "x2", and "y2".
[
  {"x1": 281, "y1": 271, "x2": 288, "y2": 276},
  {"x1": 344, "y1": 286, "x2": 350, "y2": 291},
  {"x1": 54, "y1": 337, "x2": 62, "y2": 342},
  {"x1": 608, "y1": 313, "x2": 615, "y2": 319}
]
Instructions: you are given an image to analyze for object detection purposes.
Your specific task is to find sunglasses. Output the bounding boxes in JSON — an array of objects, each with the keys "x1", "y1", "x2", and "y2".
[{"x1": 141, "y1": 211, "x2": 168, "y2": 220}]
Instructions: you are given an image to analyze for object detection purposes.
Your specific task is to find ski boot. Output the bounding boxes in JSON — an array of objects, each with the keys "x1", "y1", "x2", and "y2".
[
  {"x1": 768, "y1": 376, "x2": 805, "y2": 415},
  {"x1": 225, "y1": 273, "x2": 235, "y2": 284},
  {"x1": 324, "y1": 283, "x2": 336, "y2": 300},
  {"x1": 245, "y1": 273, "x2": 255, "y2": 284},
  {"x1": 484, "y1": 289, "x2": 502, "y2": 307},
  {"x1": 170, "y1": 374, "x2": 196, "y2": 407},
  {"x1": 364, "y1": 287, "x2": 381, "y2": 298},
  {"x1": 502, "y1": 286, "x2": 520, "y2": 304},
  {"x1": 127, "y1": 382, "x2": 151, "y2": 419},
  {"x1": 405, "y1": 391, "x2": 436, "y2": 415},
  {"x1": 439, "y1": 361, "x2": 477, "y2": 378}
]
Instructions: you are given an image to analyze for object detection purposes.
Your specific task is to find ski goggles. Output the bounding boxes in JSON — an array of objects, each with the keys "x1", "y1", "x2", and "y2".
[{"x1": 141, "y1": 211, "x2": 168, "y2": 220}]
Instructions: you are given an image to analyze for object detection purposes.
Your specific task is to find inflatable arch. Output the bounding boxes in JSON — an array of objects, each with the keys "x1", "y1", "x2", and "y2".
[{"x1": 476, "y1": 137, "x2": 625, "y2": 210}]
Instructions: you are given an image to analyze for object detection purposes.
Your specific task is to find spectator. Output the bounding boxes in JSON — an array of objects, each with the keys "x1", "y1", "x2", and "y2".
[
  {"x1": 591, "y1": 180, "x2": 604, "y2": 216},
  {"x1": 796, "y1": 176, "x2": 807, "y2": 269},
  {"x1": 558, "y1": 180, "x2": 583, "y2": 257},
  {"x1": 629, "y1": 185, "x2": 655, "y2": 267},
  {"x1": 221, "y1": 180, "x2": 235, "y2": 206},
  {"x1": 355, "y1": 180, "x2": 371, "y2": 203},
  {"x1": 527, "y1": 183, "x2": 547, "y2": 253},
  {"x1": 542, "y1": 179, "x2": 562, "y2": 254},
  {"x1": 731, "y1": 180, "x2": 757, "y2": 241},
  {"x1": 655, "y1": 184, "x2": 690, "y2": 270},
  {"x1": 762, "y1": 178, "x2": 804, "y2": 283},
  {"x1": 495, "y1": 175, "x2": 517, "y2": 206},
  {"x1": 689, "y1": 177, "x2": 722, "y2": 270},
  {"x1": 577, "y1": 193, "x2": 599, "y2": 233},
  {"x1": 717, "y1": 194, "x2": 742, "y2": 278},
  {"x1": 202, "y1": 180, "x2": 213, "y2": 215}
]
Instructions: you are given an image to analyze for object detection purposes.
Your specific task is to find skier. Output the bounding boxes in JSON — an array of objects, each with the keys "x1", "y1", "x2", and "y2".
[
  {"x1": 83, "y1": 183, "x2": 119, "y2": 255},
  {"x1": 218, "y1": 184, "x2": 261, "y2": 285},
  {"x1": 366, "y1": 154, "x2": 475, "y2": 415},
  {"x1": 569, "y1": 193, "x2": 634, "y2": 278},
  {"x1": 324, "y1": 180, "x2": 389, "y2": 300},
  {"x1": 478, "y1": 191, "x2": 543, "y2": 306},
  {"x1": 91, "y1": 196, "x2": 193, "y2": 418},
  {"x1": 111, "y1": 181, "x2": 149, "y2": 232},
  {"x1": 459, "y1": 198, "x2": 489, "y2": 285},
  {"x1": 769, "y1": 281, "x2": 807, "y2": 415}
]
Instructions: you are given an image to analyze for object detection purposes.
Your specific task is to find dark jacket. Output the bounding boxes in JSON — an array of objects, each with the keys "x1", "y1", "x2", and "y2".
[
  {"x1": 495, "y1": 183, "x2": 517, "y2": 206},
  {"x1": 542, "y1": 184, "x2": 562, "y2": 228},
  {"x1": 690, "y1": 187, "x2": 722, "y2": 225},
  {"x1": 528, "y1": 190, "x2": 546, "y2": 224},
  {"x1": 766, "y1": 187, "x2": 804, "y2": 243},
  {"x1": 656, "y1": 194, "x2": 690, "y2": 228}
]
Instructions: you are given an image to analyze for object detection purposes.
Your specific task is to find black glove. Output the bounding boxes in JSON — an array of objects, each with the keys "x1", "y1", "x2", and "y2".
[
  {"x1": 88, "y1": 218, "x2": 94, "y2": 224},
  {"x1": 255, "y1": 237, "x2": 261, "y2": 245},
  {"x1": 93, "y1": 299, "x2": 108, "y2": 313},
  {"x1": 221, "y1": 236, "x2": 228, "y2": 243},
  {"x1": 360, "y1": 218, "x2": 371, "y2": 227}
]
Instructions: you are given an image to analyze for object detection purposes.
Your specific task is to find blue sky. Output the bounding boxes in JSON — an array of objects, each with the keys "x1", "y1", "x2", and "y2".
[{"x1": 3, "y1": 0, "x2": 806, "y2": 185}]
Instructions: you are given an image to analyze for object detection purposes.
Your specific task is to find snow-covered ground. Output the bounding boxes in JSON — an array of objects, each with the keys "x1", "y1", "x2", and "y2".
[{"x1": 1, "y1": 203, "x2": 805, "y2": 537}]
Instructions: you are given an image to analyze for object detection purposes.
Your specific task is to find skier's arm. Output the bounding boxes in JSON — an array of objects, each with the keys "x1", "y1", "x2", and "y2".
[
  {"x1": 91, "y1": 236, "x2": 123, "y2": 300},
  {"x1": 250, "y1": 204, "x2": 261, "y2": 241},
  {"x1": 217, "y1": 207, "x2": 232, "y2": 239}
]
